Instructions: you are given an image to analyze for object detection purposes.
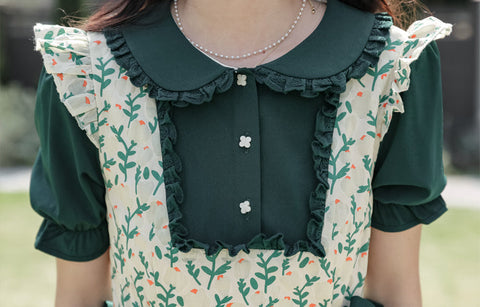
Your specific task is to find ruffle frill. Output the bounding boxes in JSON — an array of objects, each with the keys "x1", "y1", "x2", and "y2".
[
  {"x1": 104, "y1": 13, "x2": 392, "y2": 257},
  {"x1": 103, "y1": 29, "x2": 235, "y2": 106},
  {"x1": 34, "y1": 24, "x2": 99, "y2": 148},
  {"x1": 377, "y1": 16, "x2": 452, "y2": 137}
]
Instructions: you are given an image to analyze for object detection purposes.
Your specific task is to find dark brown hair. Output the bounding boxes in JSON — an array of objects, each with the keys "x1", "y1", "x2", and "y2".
[{"x1": 81, "y1": 0, "x2": 429, "y2": 32}]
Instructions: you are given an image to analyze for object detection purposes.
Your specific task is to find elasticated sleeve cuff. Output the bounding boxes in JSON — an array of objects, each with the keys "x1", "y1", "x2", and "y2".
[
  {"x1": 371, "y1": 196, "x2": 447, "y2": 232},
  {"x1": 35, "y1": 219, "x2": 109, "y2": 261}
]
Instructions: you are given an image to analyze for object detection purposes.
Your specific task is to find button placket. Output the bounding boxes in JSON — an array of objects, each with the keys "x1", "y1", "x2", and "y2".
[{"x1": 233, "y1": 69, "x2": 261, "y2": 231}]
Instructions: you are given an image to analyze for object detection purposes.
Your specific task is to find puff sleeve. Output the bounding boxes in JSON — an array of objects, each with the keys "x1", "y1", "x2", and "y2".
[
  {"x1": 30, "y1": 25, "x2": 108, "y2": 261},
  {"x1": 371, "y1": 41, "x2": 447, "y2": 232}
]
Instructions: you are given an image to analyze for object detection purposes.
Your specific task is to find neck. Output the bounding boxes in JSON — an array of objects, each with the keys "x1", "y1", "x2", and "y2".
[{"x1": 173, "y1": 0, "x2": 326, "y2": 67}]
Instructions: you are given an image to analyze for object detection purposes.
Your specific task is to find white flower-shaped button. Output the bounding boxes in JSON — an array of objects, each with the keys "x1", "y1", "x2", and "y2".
[
  {"x1": 237, "y1": 74, "x2": 247, "y2": 86},
  {"x1": 239, "y1": 200, "x2": 251, "y2": 214},
  {"x1": 239, "y1": 135, "x2": 252, "y2": 149}
]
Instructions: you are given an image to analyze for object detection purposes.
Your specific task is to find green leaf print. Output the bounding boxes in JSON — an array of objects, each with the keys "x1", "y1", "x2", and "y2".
[
  {"x1": 318, "y1": 299, "x2": 331, "y2": 307},
  {"x1": 139, "y1": 251, "x2": 150, "y2": 277},
  {"x1": 259, "y1": 296, "x2": 279, "y2": 307},
  {"x1": 250, "y1": 277, "x2": 259, "y2": 290},
  {"x1": 132, "y1": 268, "x2": 145, "y2": 307},
  {"x1": 357, "y1": 155, "x2": 373, "y2": 193},
  {"x1": 338, "y1": 242, "x2": 343, "y2": 254},
  {"x1": 299, "y1": 257, "x2": 310, "y2": 269},
  {"x1": 214, "y1": 294, "x2": 233, "y2": 307},
  {"x1": 345, "y1": 272, "x2": 366, "y2": 301},
  {"x1": 143, "y1": 167, "x2": 150, "y2": 180},
  {"x1": 356, "y1": 77, "x2": 366, "y2": 88},
  {"x1": 135, "y1": 166, "x2": 142, "y2": 194},
  {"x1": 98, "y1": 135, "x2": 105, "y2": 149},
  {"x1": 330, "y1": 268, "x2": 341, "y2": 302},
  {"x1": 118, "y1": 66, "x2": 127, "y2": 79},
  {"x1": 366, "y1": 110, "x2": 377, "y2": 128},
  {"x1": 123, "y1": 88, "x2": 147, "y2": 128},
  {"x1": 362, "y1": 155, "x2": 372, "y2": 173},
  {"x1": 357, "y1": 242, "x2": 369, "y2": 257},
  {"x1": 318, "y1": 258, "x2": 331, "y2": 278},
  {"x1": 186, "y1": 261, "x2": 202, "y2": 286},
  {"x1": 384, "y1": 36, "x2": 402, "y2": 52},
  {"x1": 281, "y1": 258, "x2": 290, "y2": 276},
  {"x1": 165, "y1": 241, "x2": 179, "y2": 268},
  {"x1": 345, "y1": 100, "x2": 352, "y2": 113},
  {"x1": 152, "y1": 161, "x2": 165, "y2": 195},
  {"x1": 111, "y1": 208, "x2": 126, "y2": 274},
  {"x1": 403, "y1": 39, "x2": 419, "y2": 56},
  {"x1": 329, "y1": 134, "x2": 355, "y2": 194},
  {"x1": 155, "y1": 283, "x2": 178, "y2": 307},
  {"x1": 237, "y1": 278, "x2": 250, "y2": 305},
  {"x1": 90, "y1": 57, "x2": 115, "y2": 96},
  {"x1": 98, "y1": 100, "x2": 111, "y2": 128},
  {"x1": 149, "y1": 223, "x2": 155, "y2": 241},
  {"x1": 90, "y1": 122, "x2": 99, "y2": 135},
  {"x1": 331, "y1": 223, "x2": 339, "y2": 240},
  {"x1": 292, "y1": 274, "x2": 321, "y2": 307},
  {"x1": 121, "y1": 278, "x2": 131, "y2": 304},
  {"x1": 155, "y1": 246, "x2": 163, "y2": 260},
  {"x1": 102, "y1": 152, "x2": 117, "y2": 171},
  {"x1": 364, "y1": 110, "x2": 378, "y2": 140},
  {"x1": 344, "y1": 196, "x2": 365, "y2": 258},
  {"x1": 384, "y1": 110, "x2": 390, "y2": 127},
  {"x1": 255, "y1": 251, "x2": 282, "y2": 294},
  {"x1": 43, "y1": 31, "x2": 57, "y2": 56},
  {"x1": 44, "y1": 31, "x2": 54, "y2": 40},
  {"x1": 202, "y1": 251, "x2": 232, "y2": 290},
  {"x1": 367, "y1": 59, "x2": 395, "y2": 91},
  {"x1": 357, "y1": 181, "x2": 370, "y2": 193},
  {"x1": 111, "y1": 125, "x2": 137, "y2": 182},
  {"x1": 149, "y1": 117, "x2": 159, "y2": 134},
  {"x1": 396, "y1": 62, "x2": 409, "y2": 86},
  {"x1": 176, "y1": 296, "x2": 185, "y2": 307},
  {"x1": 70, "y1": 52, "x2": 85, "y2": 65},
  {"x1": 123, "y1": 198, "x2": 151, "y2": 257},
  {"x1": 344, "y1": 233, "x2": 357, "y2": 256},
  {"x1": 334, "y1": 111, "x2": 347, "y2": 137}
]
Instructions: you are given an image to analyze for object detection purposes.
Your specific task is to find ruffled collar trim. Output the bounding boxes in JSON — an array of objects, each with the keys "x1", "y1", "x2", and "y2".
[{"x1": 104, "y1": 0, "x2": 392, "y2": 102}]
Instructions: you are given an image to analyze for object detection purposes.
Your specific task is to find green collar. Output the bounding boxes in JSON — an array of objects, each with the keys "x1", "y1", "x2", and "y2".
[{"x1": 116, "y1": 0, "x2": 377, "y2": 92}]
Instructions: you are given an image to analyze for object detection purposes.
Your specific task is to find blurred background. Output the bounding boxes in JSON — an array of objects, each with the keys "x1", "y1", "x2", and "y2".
[{"x1": 0, "y1": 0, "x2": 478, "y2": 306}]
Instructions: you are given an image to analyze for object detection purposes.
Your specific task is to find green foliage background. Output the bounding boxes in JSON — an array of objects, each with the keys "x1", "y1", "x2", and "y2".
[{"x1": 0, "y1": 84, "x2": 39, "y2": 166}]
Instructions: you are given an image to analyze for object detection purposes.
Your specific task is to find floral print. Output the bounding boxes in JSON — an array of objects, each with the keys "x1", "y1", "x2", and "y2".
[{"x1": 34, "y1": 15, "x2": 451, "y2": 307}]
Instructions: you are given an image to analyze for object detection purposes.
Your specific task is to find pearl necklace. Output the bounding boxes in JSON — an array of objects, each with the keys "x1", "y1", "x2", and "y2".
[{"x1": 173, "y1": 0, "x2": 307, "y2": 60}]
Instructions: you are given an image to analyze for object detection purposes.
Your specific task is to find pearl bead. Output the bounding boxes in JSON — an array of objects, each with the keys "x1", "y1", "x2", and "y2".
[{"x1": 172, "y1": 0, "x2": 307, "y2": 60}]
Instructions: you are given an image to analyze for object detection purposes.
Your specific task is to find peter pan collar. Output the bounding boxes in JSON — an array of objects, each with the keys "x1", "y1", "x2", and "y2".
[{"x1": 104, "y1": 0, "x2": 393, "y2": 102}]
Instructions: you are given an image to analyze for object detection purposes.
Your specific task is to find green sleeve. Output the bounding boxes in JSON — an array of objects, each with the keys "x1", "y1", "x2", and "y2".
[
  {"x1": 29, "y1": 68, "x2": 109, "y2": 261},
  {"x1": 371, "y1": 42, "x2": 447, "y2": 232}
]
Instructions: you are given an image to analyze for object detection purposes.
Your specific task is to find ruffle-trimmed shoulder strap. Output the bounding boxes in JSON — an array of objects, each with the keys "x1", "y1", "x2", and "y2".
[
  {"x1": 364, "y1": 16, "x2": 452, "y2": 142},
  {"x1": 378, "y1": 16, "x2": 452, "y2": 114},
  {"x1": 391, "y1": 16, "x2": 452, "y2": 96},
  {"x1": 34, "y1": 24, "x2": 99, "y2": 148}
]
